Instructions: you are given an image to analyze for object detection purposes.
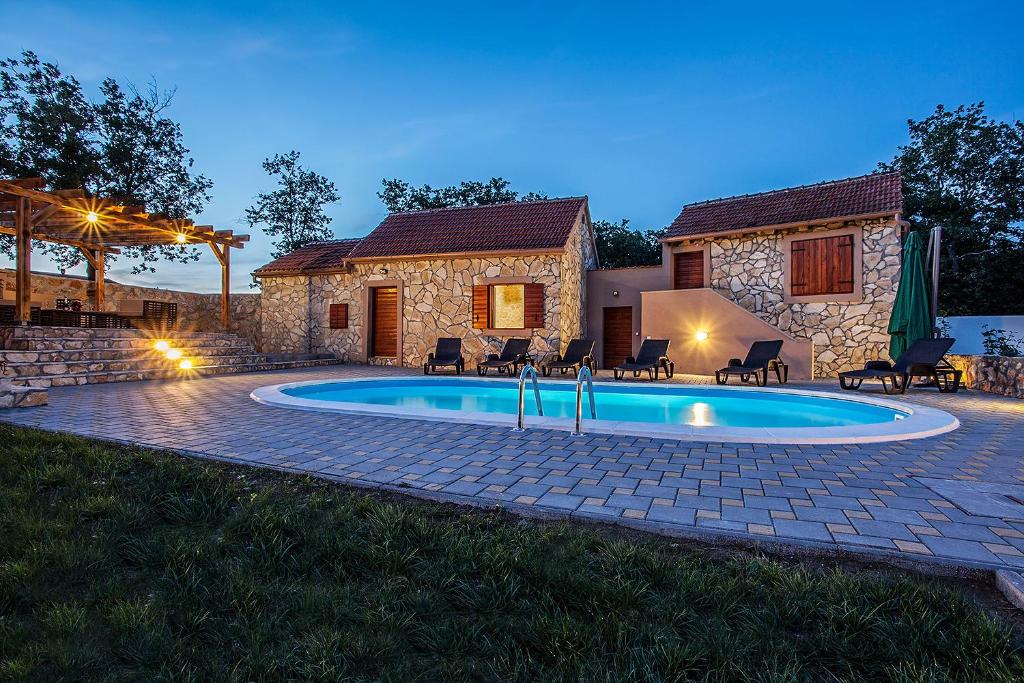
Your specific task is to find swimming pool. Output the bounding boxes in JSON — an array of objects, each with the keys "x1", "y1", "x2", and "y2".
[{"x1": 251, "y1": 377, "x2": 959, "y2": 444}]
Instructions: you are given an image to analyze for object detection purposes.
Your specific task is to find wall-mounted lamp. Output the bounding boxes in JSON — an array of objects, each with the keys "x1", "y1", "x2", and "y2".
[
  {"x1": 695, "y1": 330, "x2": 709, "y2": 342},
  {"x1": 378, "y1": 267, "x2": 389, "y2": 275},
  {"x1": 612, "y1": 290, "x2": 619, "y2": 297}
]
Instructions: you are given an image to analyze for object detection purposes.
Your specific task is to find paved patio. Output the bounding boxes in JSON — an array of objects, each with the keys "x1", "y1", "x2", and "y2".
[{"x1": 2, "y1": 365, "x2": 1023, "y2": 571}]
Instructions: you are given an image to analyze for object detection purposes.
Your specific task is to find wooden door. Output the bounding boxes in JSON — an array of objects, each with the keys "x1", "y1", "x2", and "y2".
[
  {"x1": 673, "y1": 251, "x2": 704, "y2": 289},
  {"x1": 370, "y1": 287, "x2": 398, "y2": 357},
  {"x1": 602, "y1": 306, "x2": 633, "y2": 369}
]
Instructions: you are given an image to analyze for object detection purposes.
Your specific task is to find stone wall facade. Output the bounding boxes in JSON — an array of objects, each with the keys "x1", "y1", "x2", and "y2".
[
  {"x1": 0, "y1": 268, "x2": 261, "y2": 349},
  {"x1": 260, "y1": 220, "x2": 596, "y2": 368},
  {"x1": 948, "y1": 354, "x2": 1024, "y2": 398},
  {"x1": 667, "y1": 218, "x2": 901, "y2": 376}
]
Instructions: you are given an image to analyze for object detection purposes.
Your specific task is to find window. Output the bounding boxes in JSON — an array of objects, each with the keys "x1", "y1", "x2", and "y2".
[
  {"x1": 473, "y1": 283, "x2": 544, "y2": 329},
  {"x1": 491, "y1": 284, "x2": 525, "y2": 329},
  {"x1": 328, "y1": 303, "x2": 348, "y2": 329},
  {"x1": 790, "y1": 234, "x2": 854, "y2": 296}
]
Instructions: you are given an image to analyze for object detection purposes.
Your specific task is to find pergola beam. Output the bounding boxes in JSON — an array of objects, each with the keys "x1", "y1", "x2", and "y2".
[{"x1": 1, "y1": 177, "x2": 244, "y2": 328}]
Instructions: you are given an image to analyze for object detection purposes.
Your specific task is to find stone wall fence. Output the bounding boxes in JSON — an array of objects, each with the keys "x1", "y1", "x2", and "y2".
[
  {"x1": 947, "y1": 354, "x2": 1024, "y2": 399},
  {"x1": 0, "y1": 268, "x2": 261, "y2": 349}
]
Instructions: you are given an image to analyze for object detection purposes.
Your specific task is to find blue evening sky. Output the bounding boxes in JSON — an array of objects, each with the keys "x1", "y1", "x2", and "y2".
[{"x1": 2, "y1": 1, "x2": 1022, "y2": 292}]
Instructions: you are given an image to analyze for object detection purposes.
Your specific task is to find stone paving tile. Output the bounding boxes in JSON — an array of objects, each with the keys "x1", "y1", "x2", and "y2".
[{"x1": 2, "y1": 363, "x2": 1023, "y2": 571}]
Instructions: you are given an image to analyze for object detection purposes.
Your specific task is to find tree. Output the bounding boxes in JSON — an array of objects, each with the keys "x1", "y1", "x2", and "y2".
[
  {"x1": 880, "y1": 103, "x2": 1024, "y2": 315},
  {"x1": 0, "y1": 50, "x2": 213, "y2": 273},
  {"x1": 379, "y1": 176, "x2": 546, "y2": 213},
  {"x1": 245, "y1": 151, "x2": 340, "y2": 258},
  {"x1": 593, "y1": 218, "x2": 664, "y2": 268}
]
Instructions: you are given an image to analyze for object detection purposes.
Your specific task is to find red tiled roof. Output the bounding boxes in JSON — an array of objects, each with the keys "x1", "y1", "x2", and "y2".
[
  {"x1": 253, "y1": 238, "x2": 362, "y2": 276},
  {"x1": 664, "y1": 172, "x2": 902, "y2": 240},
  {"x1": 345, "y1": 197, "x2": 588, "y2": 260}
]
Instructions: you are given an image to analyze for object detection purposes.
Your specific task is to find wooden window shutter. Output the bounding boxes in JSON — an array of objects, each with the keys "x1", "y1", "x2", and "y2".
[
  {"x1": 673, "y1": 251, "x2": 704, "y2": 289},
  {"x1": 790, "y1": 240, "x2": 811, "y2": 296},
  {"x1": 524, "y1": 283, "x2": 544, "y2": 328},
  {"x1": 791, "y1": 234, "x2": 854, "y2": 296},
  {"x1": 472, "y1": 284, "x2": 489, "y2": 329},
  {"x1": 328, "y1": 303, "x2": 348, "y2": 329}
]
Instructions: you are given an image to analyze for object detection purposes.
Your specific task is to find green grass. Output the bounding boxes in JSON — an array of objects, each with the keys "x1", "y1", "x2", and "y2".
[{"x1": 1, "y1": 425, "x2": 1022, "y2": 681}]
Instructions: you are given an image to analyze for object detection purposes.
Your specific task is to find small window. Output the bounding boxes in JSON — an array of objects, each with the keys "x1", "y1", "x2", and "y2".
[
  {"x1": 491, "y1": 284, "x2": 525, "y2": 329},
  {"x1": 328, "y1": 303, "x2": 348, "y2": 329},
  {"x1": 790, "y1": 234, "x2": 854, "y2": 296},
  {"x1": 472, "y1": 283, "x2": 544, "y2": 329}
]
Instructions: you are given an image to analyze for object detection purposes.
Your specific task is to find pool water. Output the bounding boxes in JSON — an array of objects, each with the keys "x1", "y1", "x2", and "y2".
[{"x1": 281, "y1": 378, "x2": 906, "y2": 428}]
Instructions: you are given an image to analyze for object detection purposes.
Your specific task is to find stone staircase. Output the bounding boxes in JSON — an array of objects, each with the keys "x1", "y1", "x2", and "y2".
[{"x1": 0, "y1": 326, "x2": 340, "y2": 388}]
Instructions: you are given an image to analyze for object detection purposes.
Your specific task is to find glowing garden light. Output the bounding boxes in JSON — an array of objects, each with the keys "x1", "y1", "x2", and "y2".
[
  {"x1": 165, "y1": 348, "x2": 183, "y2": 360},
  {"x1": 153, "y1": 340, "x2": 170, "y2": 352},
  {"x1": 178, "y1": 359, "x2": 193, "y2": 370}
]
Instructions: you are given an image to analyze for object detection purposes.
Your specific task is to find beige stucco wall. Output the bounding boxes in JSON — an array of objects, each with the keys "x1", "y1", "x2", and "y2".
[
  {"x1": 586, "y1": 266, "x2": 665, "y2": 365},
  {"x1": 259, "y1": 218, "x2": 595, "y2": 368},
  {"x1": 0, "y1": 268, "x2": 261, "y2": 348},
  {"x1": 660, "y1": 217, "x2": 902, "y2": 376}
]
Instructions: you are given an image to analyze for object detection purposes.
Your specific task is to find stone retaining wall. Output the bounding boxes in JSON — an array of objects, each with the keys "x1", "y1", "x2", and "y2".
[
  {"x1": 0, "y1": 268, "x2": 261, "y2": 349},
  {"x1": 948, "y1": 354, "x2": 1024, "y2": 398}
]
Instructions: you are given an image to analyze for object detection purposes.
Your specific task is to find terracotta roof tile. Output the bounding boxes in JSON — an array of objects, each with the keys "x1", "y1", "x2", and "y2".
[
  {"x1": 254, "y1": 238, "x2": 362, "y2": 276},
  {"x1": 346, "y1": 196, "x2": 587, "y2": 260},
  {"x1": 664, "y1": 172, "x2": 902, "y2": 240}
]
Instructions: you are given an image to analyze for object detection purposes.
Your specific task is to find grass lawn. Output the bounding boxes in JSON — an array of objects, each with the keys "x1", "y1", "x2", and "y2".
[{"x1": 1, "y1": 424, "x2": 1023, "y2": 681}]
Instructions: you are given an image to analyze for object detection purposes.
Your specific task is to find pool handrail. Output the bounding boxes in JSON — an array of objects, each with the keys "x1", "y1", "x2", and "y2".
[
  {"x1": 572, "y1": 365, "x2": 596, "y2": 436},
  {"x1": 513, "y1": 363, "x2": 543, "y2": 431}
]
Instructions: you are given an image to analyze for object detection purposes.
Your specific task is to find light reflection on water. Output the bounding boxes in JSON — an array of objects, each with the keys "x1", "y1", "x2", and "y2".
[{"x1": 285, "y1": 381, "x2": 905, "y2": 429}]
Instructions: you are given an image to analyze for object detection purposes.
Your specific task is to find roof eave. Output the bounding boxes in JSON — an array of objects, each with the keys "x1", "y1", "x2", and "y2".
[
  {"x1": 660, "y1": 210, "x2": 902, "y2": 244},
  {"x1": 346, "y1": 247, "x2": 565, "y2": 263}
]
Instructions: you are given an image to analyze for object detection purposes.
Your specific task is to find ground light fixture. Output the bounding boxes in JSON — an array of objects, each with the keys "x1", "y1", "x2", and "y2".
[
  {"x1": 695, "y1": 330, "x2": 709, "y2": 342},
  {"x1": 165, "y1": 349, "x2": 183, "y2": 360},
  {"x1": 153, "y1": 340, "x2": 170, "y2": 352},
  {"x1": 178, "y1": 359, "x2": 193, "y2": 370}
]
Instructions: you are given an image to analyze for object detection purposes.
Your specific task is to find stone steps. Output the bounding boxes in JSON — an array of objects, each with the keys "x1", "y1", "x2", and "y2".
[
  {"x1": 1, "y1": 325, "x2": 341, "y2": 389},
  {"x1": 14, "y1": 357, "x2": 341, "y2": 388},
  {"x1": 0, "y1": 345, "x2": 265, "y2": 364}
]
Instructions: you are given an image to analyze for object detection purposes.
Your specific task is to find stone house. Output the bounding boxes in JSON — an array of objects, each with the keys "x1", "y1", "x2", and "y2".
[
  {"x1": 588, "y1": 172, "x2": 904, "y2": 377},
  {"x1": 255, "y1": 197, "x2": 598, "y2": 367},
  {"x1": 257, "y1": 172, "x2": 903, "y2": 378}
]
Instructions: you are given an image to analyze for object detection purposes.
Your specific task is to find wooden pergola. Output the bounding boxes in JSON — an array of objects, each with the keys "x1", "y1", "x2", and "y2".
[{"x1": 0, "y1": 178, "x2": 248, "y2": 329}]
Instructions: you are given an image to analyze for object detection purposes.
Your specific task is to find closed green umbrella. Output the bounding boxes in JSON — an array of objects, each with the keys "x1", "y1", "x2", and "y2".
[{"x1": 887, "y1": 231, "x2": 932, "y2": 361}]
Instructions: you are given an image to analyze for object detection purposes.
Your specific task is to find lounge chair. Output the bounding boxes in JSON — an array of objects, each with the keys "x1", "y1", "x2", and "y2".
[
  {"x1": 477, "y1": 338, "x2": 532, "y2": 376},
  {"x1": 838, "y1": 337, "x2": 961, "y2": 394},
  {"x1": 715, "y1": 340, "x2": 787, "y2": 387},
  {"x1": 541, "y1": 339, "x2": 595, "y2": 377},
  {"x1": 613, "y1": 339, "x2": 674, "y2": 380},
  {"x1": 423, "y1": 338, "x2": 465, "y2": 375}
]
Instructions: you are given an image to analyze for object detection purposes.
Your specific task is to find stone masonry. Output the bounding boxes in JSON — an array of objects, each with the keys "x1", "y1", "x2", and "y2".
[
  {"x1": 678, "y1": 218, "x2": 901, "y2": 376},
  {"x1": 260, "y1": 219, "x2": 597, "y2": 367},
  {"x1": 948, "y1": 354, "x2": 1024, "y2": 398}
]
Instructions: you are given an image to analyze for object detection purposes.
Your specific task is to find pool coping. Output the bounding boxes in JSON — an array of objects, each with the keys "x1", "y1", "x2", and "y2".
[{"x1": 250, "y1": 375, "x2": 960, "y2": 445}]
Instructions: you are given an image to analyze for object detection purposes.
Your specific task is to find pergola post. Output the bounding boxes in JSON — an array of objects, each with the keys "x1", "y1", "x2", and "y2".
[
  {"x1": 221, "y1": 245, "x2": 230, "y2": 330},
  {"x1": 14, "y1": 197, "x2": 31, "y2": 325},
  {"x1": 209, "y1": 242, "x2": 230, "y2": 331},
  {"x1": 82, "y1": 247, "x2": 105, "y2": 311}
]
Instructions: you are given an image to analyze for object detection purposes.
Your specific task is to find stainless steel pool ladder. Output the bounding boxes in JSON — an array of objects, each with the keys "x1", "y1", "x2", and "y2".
[
  {"x1": 572, "y1": 365, "x2": 597, "y2": 437},
  {"x1": 513, "y1": 363, "x2": 543, "y2": 432}
]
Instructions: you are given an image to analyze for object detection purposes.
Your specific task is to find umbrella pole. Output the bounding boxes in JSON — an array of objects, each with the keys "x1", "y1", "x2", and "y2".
[{"x1": 929, "y1": 226, "x2": 941, "y2": 336}]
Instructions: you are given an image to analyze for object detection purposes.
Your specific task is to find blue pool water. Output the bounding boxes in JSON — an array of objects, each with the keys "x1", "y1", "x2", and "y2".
[{"x1": 282, "y1": 379, "x2": 907, "y2": 428}]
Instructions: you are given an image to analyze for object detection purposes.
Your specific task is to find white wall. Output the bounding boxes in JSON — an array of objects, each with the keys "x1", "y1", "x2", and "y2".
[{"x1": 939, "y1": 316, "x2": 1024, "y2": 355}]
